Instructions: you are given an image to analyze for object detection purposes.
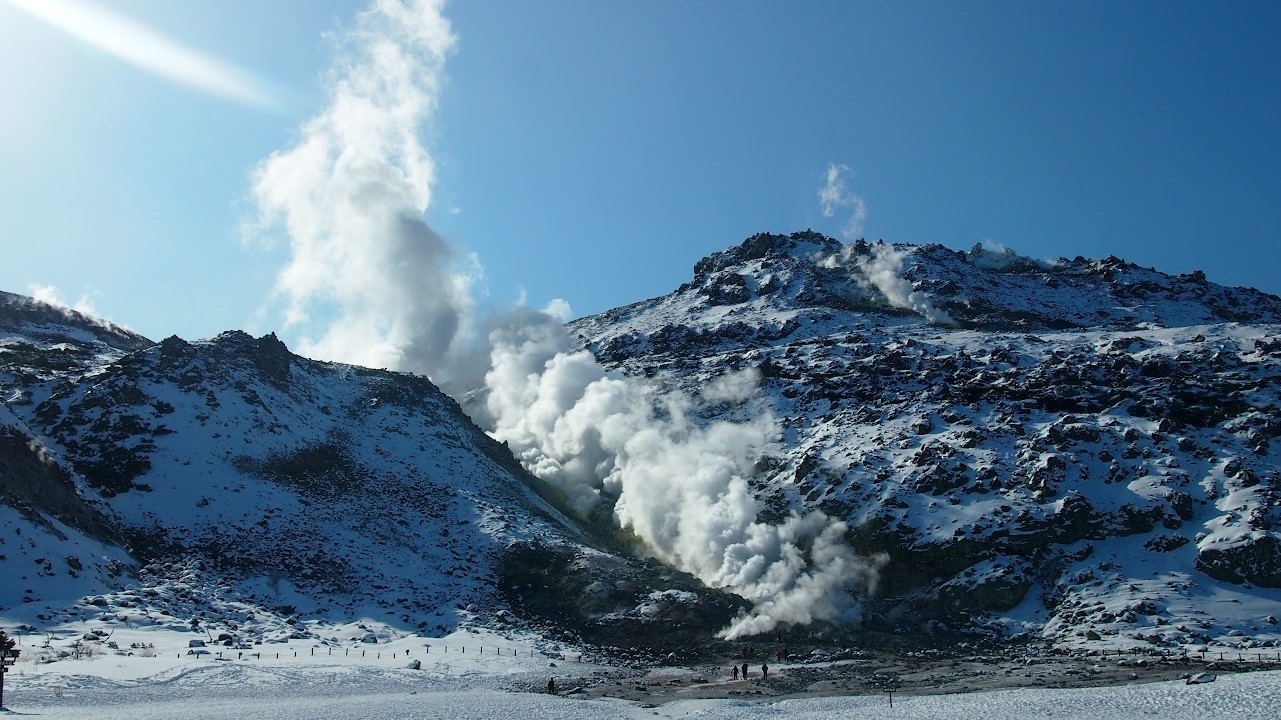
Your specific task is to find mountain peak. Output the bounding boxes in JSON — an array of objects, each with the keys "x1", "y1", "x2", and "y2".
[
  {"x1": 670, "y1": 232, "x2": 1281, "y2": 333},
  {"x1": 694, "y1": 230, "x2": 844, "y2": 277}
]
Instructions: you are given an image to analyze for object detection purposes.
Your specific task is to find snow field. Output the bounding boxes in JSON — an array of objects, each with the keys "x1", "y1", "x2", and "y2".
[
  {"x1": 2, "y1": 666, "x2": 1278, "y2": 719},
  {"x1": 4, "y1": 621, "x2": 1279, "y2": 719}
]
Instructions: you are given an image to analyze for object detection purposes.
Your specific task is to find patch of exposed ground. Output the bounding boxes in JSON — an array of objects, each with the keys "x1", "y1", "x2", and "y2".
[{"x1": 532, "y1": 646, "x2": 1281, "y2": 706}]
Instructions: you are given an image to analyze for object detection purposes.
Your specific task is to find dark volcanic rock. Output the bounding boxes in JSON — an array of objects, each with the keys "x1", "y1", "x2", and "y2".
[
  {"x1": 498, "y1": 540, "x2": 748, "y2": 657},
  {"x1": 1196, "y1": 537, "x2": 1281, "y2": 588}
]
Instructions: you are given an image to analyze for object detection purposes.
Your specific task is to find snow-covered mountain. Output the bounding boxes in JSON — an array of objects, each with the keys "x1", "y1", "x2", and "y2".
[
  {"x1": 570, "y1": 231, "x2": 1281, "y2": 649},
  {"x1": 0, "y1": 291, "x2": 738, "y2": 657},
  {"x1": 5, "y1": 230, "x2": 1280, "y2": 658}
]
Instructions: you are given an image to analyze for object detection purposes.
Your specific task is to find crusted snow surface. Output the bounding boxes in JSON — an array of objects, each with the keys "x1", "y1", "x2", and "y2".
[{"x1": 0, "y1": 649, "x2": 1277, "y2": 719}]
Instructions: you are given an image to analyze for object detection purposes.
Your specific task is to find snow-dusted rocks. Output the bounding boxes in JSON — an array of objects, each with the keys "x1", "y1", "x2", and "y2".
[{"x1": 570, "y1": 231, "x2": 1281, "y2": 650}]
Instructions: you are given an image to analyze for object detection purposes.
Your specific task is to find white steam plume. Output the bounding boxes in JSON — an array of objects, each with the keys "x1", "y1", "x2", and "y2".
[
  {"x1": 248, "y1": 0, "x2": 476, "y2": 384},
  {"x1": 483, "y1": 318, "x2": 886, "y2": 638},
  {"x1": 818, "y1": 163, "x2": 867, "y2": 240},
  {"x1": 27, "y1": 283, "x2": 100, "y2": 317},
  {"x1": 821, "y1": 243, "x2": 954, "y2": 325},
  {"x1": 23, "y1": 283, "x2": 134, "y2": 335},
  {"x1": 250, "y1": 0, "x2": 884, "y2": 638},
  {"x1": 856, "y1": 244, "x2": 955, "y2": 325},
  {"x1": 701, "y1": 367, "x2": 762, "y2": 405}
]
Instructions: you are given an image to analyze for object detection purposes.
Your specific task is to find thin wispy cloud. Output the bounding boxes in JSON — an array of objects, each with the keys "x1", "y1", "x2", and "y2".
[
  {"x1": 2, "y1": 0, "x2": 275, "y2": 109},
  {"x1": 818, "y1": 162, "x2": 867, "y2": 240}
]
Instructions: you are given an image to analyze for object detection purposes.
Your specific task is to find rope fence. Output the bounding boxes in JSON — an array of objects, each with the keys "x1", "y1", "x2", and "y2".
[
  {"x1": 1077, "y1": 647, "x2": 1281, "y2": 663},
  {"x1": 168, "y1": 644, "x2": 587, "y2": 663},
  {"x1": 7, "y1": 632, "x2": 591, "y2": 665},
  {"x1": 158, "y1": 645, "x2": 1277, "y2": 666}
]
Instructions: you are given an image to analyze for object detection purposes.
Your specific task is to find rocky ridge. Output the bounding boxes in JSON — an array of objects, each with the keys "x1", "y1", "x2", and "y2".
[{"x1": 570, "y1": 231, "x2": 1281, "y2": 650}]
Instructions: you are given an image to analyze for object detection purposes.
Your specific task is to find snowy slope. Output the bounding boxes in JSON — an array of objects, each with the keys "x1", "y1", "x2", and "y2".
[
  {"x1": 569, "y1": 231, "x2": 1281, "y2": 651},
  {"x1": 1, "y1": 295, "x2": 740, "y2": 660},
  {"x1": 0, "y1": 291, "x2": 141, "y2": 619}
]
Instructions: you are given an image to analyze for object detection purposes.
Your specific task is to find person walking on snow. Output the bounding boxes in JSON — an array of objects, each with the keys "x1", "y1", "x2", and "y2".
[{"x1": 731, "y1": 665, "x2": 739, "y2": 680}]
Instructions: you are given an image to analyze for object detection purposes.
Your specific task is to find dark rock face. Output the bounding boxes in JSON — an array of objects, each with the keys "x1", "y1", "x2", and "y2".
[
  {"x1": 1196, "y1": 537, "x2": 1281, "y2": 588},
  {"x1": 0, "y1": 424, "x2": 120, "y2": 544},
  {"x1": 498, "y1": 540, "x2": 748, "y2": 658},
  {"x1": 252, "y1": 332, "x2": 293, "y2": 388},
  {"x1": 693, "y1": 231, "x2": 843, "y2": 279},
  {"x1": 937, "y1": 557, "x2": 1033, "y2": 614}
]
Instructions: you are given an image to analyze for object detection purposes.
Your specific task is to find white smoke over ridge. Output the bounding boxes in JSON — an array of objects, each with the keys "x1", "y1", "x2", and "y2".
[
  {"x1": 482, "y1": 315, "x2": 886, "y2": 638},
  {"x1": 250, "y1": 0, "x2": 884, "y2": 638},
  {"x1": 27, "y1": 283, "x2": 101, "y2": 317},
  {"x1": 818, "y1": 163, "x2": 867, "y2": 240},
  {"x1": 815, "y1": 164, "x2": 952, "y2": 324},
  {"x1": 821, "y1": 243, "x2": 954, "y2": 325},
  {"x1": 856, "y1": 244, "x2": 955, "y2": 325},
  {"x1": 24, "y1": 283, "x2": 135, "y2": 334},
  {"x1": 248, "y1": 0, "x2": 476, "y2": 384}
]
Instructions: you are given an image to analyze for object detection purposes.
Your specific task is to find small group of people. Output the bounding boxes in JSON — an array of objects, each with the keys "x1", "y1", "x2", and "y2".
[
  {"x1": 731, "y1": 644, "x2": 786, "y2": 681},
  {"x1": 731, "y1": 661, "x2": 768, "y2": 681}
]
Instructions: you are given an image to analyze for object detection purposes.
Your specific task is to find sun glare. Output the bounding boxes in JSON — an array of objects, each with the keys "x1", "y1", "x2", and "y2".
[{"x1": 0, "y1": 0, "x2": 275, "y2": 109}]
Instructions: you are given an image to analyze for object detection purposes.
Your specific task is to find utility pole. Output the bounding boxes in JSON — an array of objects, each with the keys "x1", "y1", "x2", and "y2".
[{"x1": 0, "y1": 629, "x2": 20, "y2": 710}]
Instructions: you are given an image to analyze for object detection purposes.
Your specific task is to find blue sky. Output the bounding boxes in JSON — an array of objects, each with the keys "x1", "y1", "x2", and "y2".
[{"x1": 1, "y1": 0, "x2": 1278, "y2": 343}]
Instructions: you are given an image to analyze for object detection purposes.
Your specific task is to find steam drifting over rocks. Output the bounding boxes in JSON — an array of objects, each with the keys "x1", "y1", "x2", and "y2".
[
  {"x1": 820, "y1": 242, "x2": 956, "y2": 325},
  {"x1": 483, "y1": 315, "x2": 886, "y2": 637},
  {"x1": 247, "y1": 0, "x2": 885, "y2": 638}
]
